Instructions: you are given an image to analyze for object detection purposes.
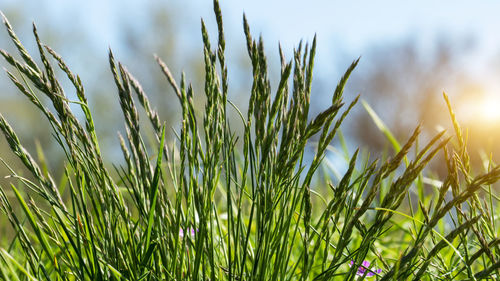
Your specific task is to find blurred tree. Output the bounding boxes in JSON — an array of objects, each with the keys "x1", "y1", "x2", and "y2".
[{"x1": 342, "y1": 35, "x2": 499, "y2": 172}]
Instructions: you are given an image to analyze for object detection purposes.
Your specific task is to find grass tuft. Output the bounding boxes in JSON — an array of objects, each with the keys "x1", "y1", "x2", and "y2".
[{"x1": 0, "y1": 1, "x2": 500, "y2": 280}]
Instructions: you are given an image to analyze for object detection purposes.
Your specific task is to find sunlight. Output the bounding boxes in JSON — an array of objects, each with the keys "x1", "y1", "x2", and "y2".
[
  {"x1": 460, "y1": 93, "x2": 500, "y2": 125},
  {"x1": 477, "y1": 96, "x2": 500, "y2": 121}
]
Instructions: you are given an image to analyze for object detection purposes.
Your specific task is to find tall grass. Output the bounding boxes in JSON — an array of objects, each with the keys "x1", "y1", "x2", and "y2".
[{"x1": 1, "y1": 1, "x2": 500, "y2": 280}]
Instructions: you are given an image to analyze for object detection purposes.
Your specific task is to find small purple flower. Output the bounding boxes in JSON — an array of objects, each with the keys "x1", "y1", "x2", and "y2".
[
  {"x1": 349, "y1": 260, "x2": 382, "y2": 277},
  {"x1": 179, "y1": 227, "x2": 196, "y2": 238}
]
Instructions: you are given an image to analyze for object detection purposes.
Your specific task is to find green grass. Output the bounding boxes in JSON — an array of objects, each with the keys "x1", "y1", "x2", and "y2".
[{"x1": 1, "y1": 1, "x2": 500, "y2": 280}]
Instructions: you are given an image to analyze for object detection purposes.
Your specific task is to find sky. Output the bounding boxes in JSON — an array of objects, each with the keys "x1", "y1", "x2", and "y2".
[
  {"x1": 3, "y1": 0, "x2": 500, "y2": 64},
  {"x1": 3, "y1": 0, "x2": 500, "y2": 96}
]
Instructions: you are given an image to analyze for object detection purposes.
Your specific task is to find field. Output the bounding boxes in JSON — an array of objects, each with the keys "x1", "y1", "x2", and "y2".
[{"x1": 0, "y1": 1, "x2": 500, "y2": 280}]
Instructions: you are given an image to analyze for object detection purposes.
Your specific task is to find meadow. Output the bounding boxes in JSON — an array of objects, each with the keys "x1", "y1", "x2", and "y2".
[{"x1": 0, "y1": 1, "x2": 500, "y2": 280}]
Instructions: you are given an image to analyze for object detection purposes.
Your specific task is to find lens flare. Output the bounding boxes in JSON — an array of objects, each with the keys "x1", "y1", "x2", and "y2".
[
  {"x1": 477, "y1": 97, "x2": 500, "y2": 121},
  {"x1": 459, "y1": 93, "x2": 500, "y2": 125}
]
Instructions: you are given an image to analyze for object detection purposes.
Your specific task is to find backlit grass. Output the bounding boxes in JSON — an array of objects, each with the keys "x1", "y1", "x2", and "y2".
[{"x1": 0, "y1": 1, "x2": 500, "y2": 280}]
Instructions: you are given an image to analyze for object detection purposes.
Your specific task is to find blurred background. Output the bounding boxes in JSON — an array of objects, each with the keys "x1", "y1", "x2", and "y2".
[{"x1": 1, "y1": 0, "x2": 500, "y2": 184}]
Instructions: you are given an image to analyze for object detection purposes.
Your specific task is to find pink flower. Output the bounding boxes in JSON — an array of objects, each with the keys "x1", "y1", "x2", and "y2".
[
  {"x1": 179, "y1": 227, "x2": 196, "y2": 238},
  {"x1": 349, "y1": 260, "x2": 382, "y2": 277}
]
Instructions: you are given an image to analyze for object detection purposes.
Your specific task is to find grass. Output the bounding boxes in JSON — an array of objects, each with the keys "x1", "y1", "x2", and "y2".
[{"x1": 1, "y1": 1, "x2": 500, "y2": 280}]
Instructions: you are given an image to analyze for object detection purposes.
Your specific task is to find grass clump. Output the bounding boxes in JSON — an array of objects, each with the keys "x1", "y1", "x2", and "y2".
[{"x1": 1, "y1": 1, "x2": 500, "y2": 280}]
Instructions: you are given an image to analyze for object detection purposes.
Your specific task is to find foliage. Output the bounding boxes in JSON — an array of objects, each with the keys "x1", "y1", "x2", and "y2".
[{"x1": 0, "y1": 1, "x2": 500, "y2": 280}]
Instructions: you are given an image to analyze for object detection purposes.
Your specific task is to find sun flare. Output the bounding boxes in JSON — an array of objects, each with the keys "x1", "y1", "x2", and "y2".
[
  {"x1": 460, "y1": 93, "x2": 500, "y2": 125},
  {"x1": 477, "y1": 97, "x2": 500, "y2": 121}
]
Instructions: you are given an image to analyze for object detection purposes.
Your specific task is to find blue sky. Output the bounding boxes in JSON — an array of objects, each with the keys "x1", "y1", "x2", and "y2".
[
  {"x1": 4, "y1": 0, "x2": 500, "y2": 58},
  {"x1": 3, "y1": 0, "x2": 499, "y2": 86}
]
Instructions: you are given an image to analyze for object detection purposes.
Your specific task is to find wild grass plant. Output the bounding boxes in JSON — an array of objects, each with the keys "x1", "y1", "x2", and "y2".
[{"x1": 1, "y1": 1, "x2": 500, "y2": 280}]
